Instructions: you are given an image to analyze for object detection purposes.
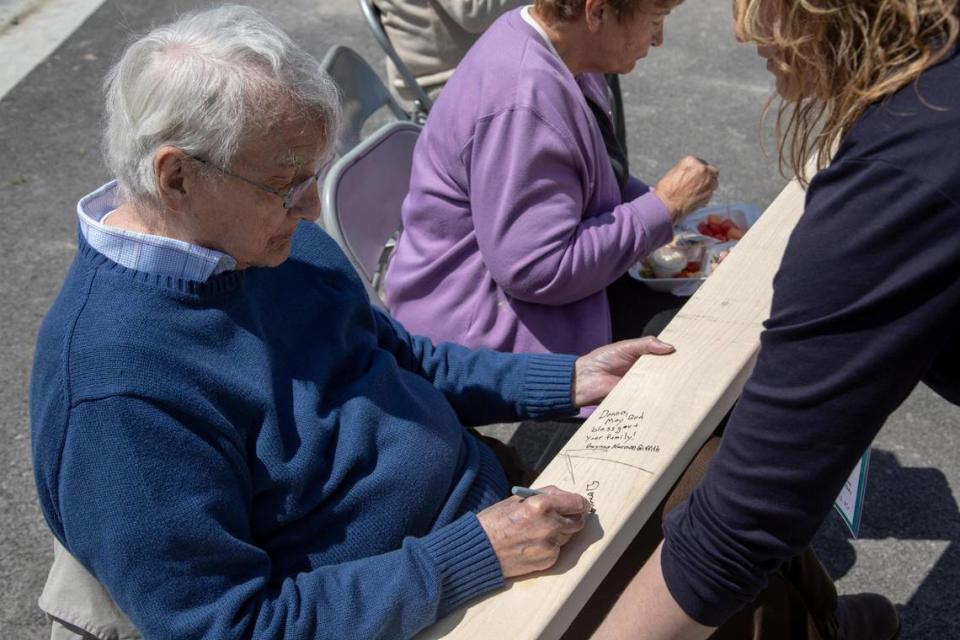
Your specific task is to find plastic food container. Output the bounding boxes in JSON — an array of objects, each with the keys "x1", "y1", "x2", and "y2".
[{"x1": 628, "y1": 203, "x2": 762, "y2": 296}]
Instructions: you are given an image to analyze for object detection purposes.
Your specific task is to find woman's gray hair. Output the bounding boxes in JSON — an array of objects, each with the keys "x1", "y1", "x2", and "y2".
[{"x1": 104, "y1": 5, "x2": 341, "y2": 203}]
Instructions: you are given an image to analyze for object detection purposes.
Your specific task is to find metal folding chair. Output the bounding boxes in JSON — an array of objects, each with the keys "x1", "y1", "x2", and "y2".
[
  {"x1": 320, "y1": 120, "x2": 421, "y2": 306},
  {"x1": 356, "y1": 0, "x2": 433, "y2": 123},
  {"x1": 320, "y1": 44, "x2": 409, "y2": 156}
]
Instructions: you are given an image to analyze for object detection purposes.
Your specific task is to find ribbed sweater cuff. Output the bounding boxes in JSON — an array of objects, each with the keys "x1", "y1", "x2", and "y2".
[
  {"x1": 521, "y1": 354, "x2": 577, "y2": 419},
  {"x1": 420, "y1": 513, "x2": 504, "y2": 617}
]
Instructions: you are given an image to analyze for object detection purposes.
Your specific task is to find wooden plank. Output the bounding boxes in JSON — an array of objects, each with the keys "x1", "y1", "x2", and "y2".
[{"x1": 417, "y1": 174, "x2": 809, "y2": 640}]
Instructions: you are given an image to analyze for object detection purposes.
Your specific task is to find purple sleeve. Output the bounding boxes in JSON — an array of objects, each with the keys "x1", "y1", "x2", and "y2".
[
  {"x1": 467, "y1": 107, "x2": 672, "y2": 306},
  {"x1": 661, "y1": 159, "x2": 960, "y2": 625}
]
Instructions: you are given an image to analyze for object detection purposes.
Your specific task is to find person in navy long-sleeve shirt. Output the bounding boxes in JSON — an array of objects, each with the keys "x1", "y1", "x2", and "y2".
[{"x1": 597, "y1": 2, "x2": 960, "y2": 639}]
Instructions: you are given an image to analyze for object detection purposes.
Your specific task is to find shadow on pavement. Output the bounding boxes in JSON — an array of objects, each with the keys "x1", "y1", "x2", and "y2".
[{"x1": 813, "y1": 448, "x2": 960, "y2": 639}]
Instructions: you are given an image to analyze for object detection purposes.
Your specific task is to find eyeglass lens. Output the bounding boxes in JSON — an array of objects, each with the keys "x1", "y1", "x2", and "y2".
[{"x1": 283, "y1": 167, "x2": 328, "y2": 209}]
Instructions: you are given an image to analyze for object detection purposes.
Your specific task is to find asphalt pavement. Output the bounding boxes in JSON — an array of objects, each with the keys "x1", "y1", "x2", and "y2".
[{"x1": 1, "y1": 1, "x2": 957, "y2": 638}]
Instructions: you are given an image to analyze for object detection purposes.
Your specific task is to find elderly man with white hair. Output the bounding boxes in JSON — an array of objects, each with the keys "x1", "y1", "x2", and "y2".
[{"x1": 29, "y1": 6, "x2": 677, "y2": 639}]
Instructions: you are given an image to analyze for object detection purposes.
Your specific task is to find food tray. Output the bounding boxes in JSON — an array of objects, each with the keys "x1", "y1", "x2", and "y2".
[{"x1": 628, "y1": 203, "x2": 762, "y2": 296}]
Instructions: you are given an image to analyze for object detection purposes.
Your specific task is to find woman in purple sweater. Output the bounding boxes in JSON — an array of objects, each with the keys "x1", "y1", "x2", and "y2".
[{"x1": 384, "y1": 0, "x2": 717, "y2": 356}]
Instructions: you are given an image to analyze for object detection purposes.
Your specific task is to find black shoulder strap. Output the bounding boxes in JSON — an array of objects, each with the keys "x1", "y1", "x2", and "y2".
[{"x1": 584, "y1": 93, "x2": 629, "y2": 196}]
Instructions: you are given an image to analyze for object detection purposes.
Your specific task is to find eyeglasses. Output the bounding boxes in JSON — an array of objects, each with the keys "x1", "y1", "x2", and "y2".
[{"x1": 190, "y1": 155, "x2": 329, "y2": 209}]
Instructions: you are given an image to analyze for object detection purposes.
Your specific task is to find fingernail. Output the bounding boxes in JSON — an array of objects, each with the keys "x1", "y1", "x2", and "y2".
[{"x1": 655, "y1": 338, "x2": 675, "y2": 350}]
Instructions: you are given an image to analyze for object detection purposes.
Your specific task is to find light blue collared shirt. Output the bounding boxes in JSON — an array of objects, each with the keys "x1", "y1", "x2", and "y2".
[{"x1": 77, "y1": 181, "x2": 237, "y2": 282}]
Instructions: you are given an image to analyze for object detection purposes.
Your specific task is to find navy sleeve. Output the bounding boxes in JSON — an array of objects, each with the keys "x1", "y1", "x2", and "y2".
[
  {"x1": 371, "y1": 308, "x2": 576, "y2": 423},
  {"x1": 660, "y1": 158, "x2": 960, "y2": 625}
]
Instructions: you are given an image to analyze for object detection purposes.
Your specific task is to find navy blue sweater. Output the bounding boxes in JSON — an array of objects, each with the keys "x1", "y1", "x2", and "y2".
[
  {"x1": 661, "y1": 46, "x2": 960, "y2": 624},
  {"x1": 30, "y1": 222, "x2": 576, "y2": 639}
]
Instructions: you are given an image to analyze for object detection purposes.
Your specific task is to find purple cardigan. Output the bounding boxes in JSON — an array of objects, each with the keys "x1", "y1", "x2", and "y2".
[{"x1": 384, "y1": 9, "x2": 672, "y2": 356}]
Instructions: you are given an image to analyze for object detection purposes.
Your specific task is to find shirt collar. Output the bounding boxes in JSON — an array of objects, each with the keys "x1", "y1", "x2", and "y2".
[
  {"x1": 77, "y1": 181, "x2": 237, "y2": 282},
  {"x1": 521, "y1": 6, "x2": 562, "y2": 60}
]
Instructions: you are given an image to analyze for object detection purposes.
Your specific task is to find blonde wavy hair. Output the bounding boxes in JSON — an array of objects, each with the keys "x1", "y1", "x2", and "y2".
[{"x1": 734, "y1": 0, "x2": 959, "y2": 183}]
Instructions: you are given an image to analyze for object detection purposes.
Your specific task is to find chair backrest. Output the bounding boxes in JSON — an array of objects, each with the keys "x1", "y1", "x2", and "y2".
[
  {"x1": 320, "y1": 44, "x2": 408, "y2": 156},
  {"x1": 321, "y1": 120, "x2": 421, "y2": 304},
  {"x1": 356, "y1": 0, "x2": 433, "y2": 120}
]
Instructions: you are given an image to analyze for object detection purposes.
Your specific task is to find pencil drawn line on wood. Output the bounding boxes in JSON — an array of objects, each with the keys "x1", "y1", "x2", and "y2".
[{"x1": 558, "y1": 446, "x2": 656, "y2": 486}]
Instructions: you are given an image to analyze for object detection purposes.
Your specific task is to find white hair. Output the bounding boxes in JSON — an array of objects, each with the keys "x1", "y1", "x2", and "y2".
[{"x1": 103, "y1": 5, "x2": 341, "y2": 203}]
